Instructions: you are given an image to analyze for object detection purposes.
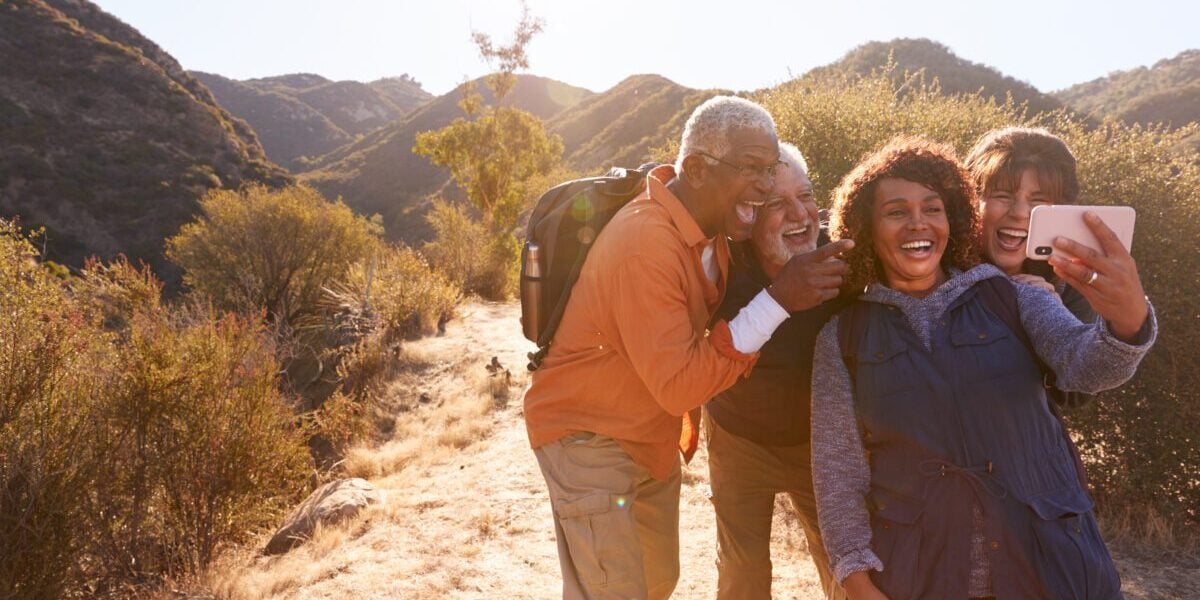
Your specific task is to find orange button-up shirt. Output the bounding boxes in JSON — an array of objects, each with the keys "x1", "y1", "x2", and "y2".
[{"x1": 523, "y1": 165, "x2": 759, "y2": 480}]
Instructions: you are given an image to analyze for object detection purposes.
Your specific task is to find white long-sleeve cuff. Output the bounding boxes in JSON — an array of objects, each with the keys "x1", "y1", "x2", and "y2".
[{"x1": 727, "y1": 289, "x2": 789, "y2": 354}]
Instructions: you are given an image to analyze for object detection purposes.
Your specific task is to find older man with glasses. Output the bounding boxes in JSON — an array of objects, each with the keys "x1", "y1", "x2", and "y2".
[
  {"x1": 705, "y1": 142, "x2": 848, "y2": 600},
  {"x1": 523, "y1": 98, "x2": 853, "y2": 599}
]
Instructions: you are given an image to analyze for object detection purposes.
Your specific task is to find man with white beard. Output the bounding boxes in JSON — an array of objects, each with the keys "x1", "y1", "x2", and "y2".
[
  {"x1": 704, "y1": 142, "x2": 847, "y2": 600},
  {"x1": 524, "y1": 101, "x2": 854, "y2": 600}
]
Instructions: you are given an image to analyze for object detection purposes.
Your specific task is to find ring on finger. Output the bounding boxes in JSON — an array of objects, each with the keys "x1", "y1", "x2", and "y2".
[{"x1": 1086, "y1": 270, "x2": 1099, "y2": 286}]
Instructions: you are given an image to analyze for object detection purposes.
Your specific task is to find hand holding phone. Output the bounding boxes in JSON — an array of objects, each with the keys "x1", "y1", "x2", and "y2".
[
  {"x1": 1026, "y1": 205, "x2": 1135, "y2": 261},
  {"x1": 1041, "y1": 209, "x2": 1149, "y2": 343}
]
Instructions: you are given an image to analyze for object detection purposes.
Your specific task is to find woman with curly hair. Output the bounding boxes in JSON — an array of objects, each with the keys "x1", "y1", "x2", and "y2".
[{"x1": 809, "y1": 137, "x2": 1156, "y2": 599}]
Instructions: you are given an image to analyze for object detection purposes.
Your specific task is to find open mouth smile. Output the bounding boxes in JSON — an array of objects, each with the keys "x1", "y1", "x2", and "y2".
[
  {"x1": 995, "y1": 227, "x2": 1028, "y2": 252},
  {"x1": 782, "y1": 223, "x2": 810, "y2": 241},
  {"x1": 900, "y1": 239, "x2": 936, "y2": 258},
  {"x1": 735, "y1": 201, "x2": 759, "y2": 225}
]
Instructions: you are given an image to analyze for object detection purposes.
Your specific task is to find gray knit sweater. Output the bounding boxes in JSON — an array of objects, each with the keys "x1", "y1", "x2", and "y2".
[{"x1": 810, "y1": 264, "x2": 1157, "y2": 589}]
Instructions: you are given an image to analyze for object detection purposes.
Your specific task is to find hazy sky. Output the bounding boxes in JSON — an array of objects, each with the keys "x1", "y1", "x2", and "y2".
[{"x1": 93, "y1": 0, "x2": 1198, "y2": 95}]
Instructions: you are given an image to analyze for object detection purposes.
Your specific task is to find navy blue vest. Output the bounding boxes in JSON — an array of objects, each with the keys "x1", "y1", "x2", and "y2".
[{"x1": 847, "y1": 281, "x2": 1122, "y2": 599}]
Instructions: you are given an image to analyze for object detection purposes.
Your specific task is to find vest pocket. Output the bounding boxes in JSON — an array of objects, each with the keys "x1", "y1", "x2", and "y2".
[
  {"x1": 1027, "y1": 486, "x2": 1093, "y2": 520},
  {"x1": 1026, "y1": 488, "x2": 1121, "y2": 598},
  {"x1": 867, "y1": 487, "x2": 925, "y2": 598},
  {"x1": 857, "y1": 343, "x2": 920, "y2": 398},
  {"x1": 949, "y1": 320, "x2": 1024, "y2": 383}
]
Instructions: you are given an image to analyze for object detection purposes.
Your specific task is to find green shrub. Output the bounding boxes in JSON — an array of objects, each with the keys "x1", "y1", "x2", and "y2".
[
  {"x1": 758, "y1": 66, "x2": 1031, "y2": 205},
  {"x1": 83, "y1": 296, "x2": 312, "y2": 586},
  {"x1": 348, "y1": 244, "x2": 460, "y2": 339},
  {"x1": 423, "y1": 199, "x2": 518, "y2": 300},
  {"x1": 0, "y1": 222, "x2": 108, "y2": 598},
  {"x1": 165, "y1": 184, "x2": 381, "y2": 327},
  {"x1": 298, "y1": 243, "x2": 460, "y2": 451},
  {"x1": 2, "y1": 224, "x2": 313, "y2": 594},
  {"x1": 759, "y1": 68, "x2": 1200, "y2": 530},
  {"x1": 1052, "y1": 118, "x2": 1200, "y2": 528}
]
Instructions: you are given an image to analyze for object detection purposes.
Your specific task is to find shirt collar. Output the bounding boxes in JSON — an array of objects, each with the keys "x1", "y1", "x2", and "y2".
[{"x1": 646, "y1": 165, "x2": 708, "y2": 249}]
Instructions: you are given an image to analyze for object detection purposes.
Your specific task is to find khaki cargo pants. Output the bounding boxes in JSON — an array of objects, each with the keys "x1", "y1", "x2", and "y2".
[
  {"x1": 534, "y1": 432, "x2": 681, "y2": 600},
  {"x1": 705, "y1": 412, "x2": 845, "y2": 600}
]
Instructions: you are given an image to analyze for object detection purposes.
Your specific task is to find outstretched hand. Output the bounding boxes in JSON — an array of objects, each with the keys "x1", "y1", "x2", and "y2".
[
  {"x1": 767, "y1": 239, "x2": 854, "y2": 312},
  {"x1": 1048, "y1": 211, "x2": 1148, "y2": 342}
]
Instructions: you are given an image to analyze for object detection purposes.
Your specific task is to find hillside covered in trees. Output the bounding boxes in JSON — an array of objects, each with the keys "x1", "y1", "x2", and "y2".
[
  {"x1": 807, "y1": 38, "x2": 1067, "y2": 116},
  {"x1": 0, "y1": 0, "x2": 289, "y2": 277},
  {"x1": 1055, "y1": 49, "x2": 1200, "y2": 125},
  {"x1": 298, "y1": 74, "x2": 591, "y2": 242},
  {"x1": 1054, "y1": 49, "x2": 1200, "y2": 151},
  {"x1": 547, "y1": 74, "x2": 721, "y2": 171},
  {"x1": 192, "y1": 71, "x2": 432, "y2": 168}
]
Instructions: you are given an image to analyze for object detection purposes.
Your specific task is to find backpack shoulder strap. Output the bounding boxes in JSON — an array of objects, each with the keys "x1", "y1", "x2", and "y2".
[
  {"x1": 837, "y1": 301, "x2": 871, "y2": 388},
  {"x1": 974, "y1": 276, "x2": 1091, "y2": 489},
  {"x1": 974, "y1": 276, "x2": 1079, "y2": 408},
  {"x1": 975, "y1": 276, "x2": 1033, "y2": 352}
]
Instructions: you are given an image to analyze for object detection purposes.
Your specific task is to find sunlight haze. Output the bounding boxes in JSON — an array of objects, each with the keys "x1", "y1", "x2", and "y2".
[{"x1": 93, "y1": 0, "x2": 1198, "y2": 94}]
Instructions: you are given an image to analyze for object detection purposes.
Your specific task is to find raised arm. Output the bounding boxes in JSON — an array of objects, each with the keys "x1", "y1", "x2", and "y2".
[{"x1": 1017, "y1": 283, "x2": 1156, "y2": 393}]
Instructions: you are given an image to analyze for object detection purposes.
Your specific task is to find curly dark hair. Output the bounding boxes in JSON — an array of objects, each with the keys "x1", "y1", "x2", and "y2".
[
  {"x1": 830, "y1": 137, "x2": 980, "y2": 295},
  {"x1": 964, "y1": 126, "x2": 1079, "y2": 204}
]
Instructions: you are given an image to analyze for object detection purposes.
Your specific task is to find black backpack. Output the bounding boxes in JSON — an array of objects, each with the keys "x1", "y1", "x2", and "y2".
[
  {"x1": 837, "y1": 276, "x2": 1090, "y2": 489},
  {"x1": 520, "y1": 163, "x2": 659, "y2": 371}
]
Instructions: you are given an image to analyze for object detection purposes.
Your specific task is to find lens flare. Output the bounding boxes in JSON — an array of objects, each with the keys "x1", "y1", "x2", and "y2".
[{"x1": 615, "y1": 496, "x2": 627, "y2": 508}]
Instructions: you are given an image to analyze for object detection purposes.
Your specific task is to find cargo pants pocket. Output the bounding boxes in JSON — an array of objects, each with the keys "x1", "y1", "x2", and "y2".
[{"x1": 555, "y1": 492, "x2": 641, "y2": 590}]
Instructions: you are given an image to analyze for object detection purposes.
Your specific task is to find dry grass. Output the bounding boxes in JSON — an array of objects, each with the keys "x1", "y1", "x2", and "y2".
[
  {"x1": 201, "y1": 302, "x2": 537, "y2": 599},
  {"x1": 193, "y1": 301, "x2": 1198, "y2": 599},
  {"x1": 1099, "y1": 503, "x2": 1199, "y2": 552}
]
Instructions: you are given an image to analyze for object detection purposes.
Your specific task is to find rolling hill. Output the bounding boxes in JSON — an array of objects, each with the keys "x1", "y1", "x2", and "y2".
[
  {"x1": 299, "y1": 74, "x2": 592, "y2": 242},
  {"x1": 369, "y1": 75, "x2": 433, "y2": 111},
  {"x1": 0, "y1": 0, "x2": 290, "y2": 278},
  {"x1": 192, "y1": 71, "x2": 352, "y2": 169},
  {"x1": 806, "y1": 38, "x2": 1067, "y2": 117},
  {"x1": 193, "y1": 71, "x2": 433, "y2": 168},
  {"x1": 548, "y1": 74, "x2": 722, "y2": 172},
  {"x1": 1054, "y1": 49, "x2": 1200, "y2": 129}
]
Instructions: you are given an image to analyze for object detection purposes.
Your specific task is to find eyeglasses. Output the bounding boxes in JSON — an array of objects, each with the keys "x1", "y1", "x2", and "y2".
[{"x1": 697, "y1": 152, "x2": 781, "y2": 182}]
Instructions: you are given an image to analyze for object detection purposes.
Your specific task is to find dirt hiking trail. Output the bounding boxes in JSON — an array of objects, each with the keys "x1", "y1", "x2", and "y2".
[{"x1": 212, "y1": 301, "x2": 1197, "y2": 599}]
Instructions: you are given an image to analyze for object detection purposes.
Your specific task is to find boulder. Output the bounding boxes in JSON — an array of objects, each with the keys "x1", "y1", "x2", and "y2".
[{"x1": 265, "y1": 478, "x2": 380, "y2": 555}]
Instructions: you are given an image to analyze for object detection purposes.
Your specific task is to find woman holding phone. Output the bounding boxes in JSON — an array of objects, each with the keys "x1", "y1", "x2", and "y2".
[
  {"x1": 965, "y1": 127, "x2": 1095, "y2": 321},
  {"x1": 810, "y1": 137, "x2": 1155, "y2": 599}
]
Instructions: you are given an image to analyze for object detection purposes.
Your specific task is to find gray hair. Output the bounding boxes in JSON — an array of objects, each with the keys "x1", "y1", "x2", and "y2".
[
  {"x1": 675, "y1": 96, "x2": 777, "y2": 172},
  {"x1": 778, "y1": 142, "x2": 809, "y2": 177}
]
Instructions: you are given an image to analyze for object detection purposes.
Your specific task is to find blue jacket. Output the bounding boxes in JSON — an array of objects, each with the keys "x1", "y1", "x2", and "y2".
[
  {"x1": 811, "y1": 265, "x2": 1156, "y2": 599},
  {"x1": 848, "y1": 281, "x2": 1120, "y2": 598}
]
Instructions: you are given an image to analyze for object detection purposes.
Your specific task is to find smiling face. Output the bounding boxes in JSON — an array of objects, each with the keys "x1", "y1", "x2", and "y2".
[
  {"x1": 872, "y1": 177, "x2": 950, "y2": 296},
  {"x1": 980, "y1": 168, "x2": 1053, "y2": 275},
  {"x1": 712, "y1": 128, "x2": 779, "y2": 242},
  {"x1": 751, "y1": 164, "x2": 819, "y2": 274}
]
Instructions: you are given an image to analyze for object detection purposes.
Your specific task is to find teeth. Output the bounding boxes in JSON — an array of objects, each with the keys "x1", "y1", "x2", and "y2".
[
  {"x1": 999, "y1": 228, "x2": 1028, "y2": 239},
  {"x1": 901, "y1": 240, "x2": 933, "y2": 250},
  {"x1": 735, "y1": 202, "x2": 756, "y2": 225},
  {"x1": 783, "y1": 226, "x2": 808, "y2": 236}
]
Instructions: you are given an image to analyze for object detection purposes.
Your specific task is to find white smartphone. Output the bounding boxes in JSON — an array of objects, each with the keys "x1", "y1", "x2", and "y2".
[{"x1": 1025, "y1": 205, "x2": 1136, "y2": 260}]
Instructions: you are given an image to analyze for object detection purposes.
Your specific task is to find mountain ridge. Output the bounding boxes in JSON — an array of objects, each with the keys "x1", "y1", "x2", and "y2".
[
  {"x1": 298, "y1": 74, "x2": 593, "y2": 241},
  {"x1": 192, "y1": 70, "x2": 434, "y2": 168},
  {"x1": 0, "y1": 0, "x2": 290, "y2": 278}
]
